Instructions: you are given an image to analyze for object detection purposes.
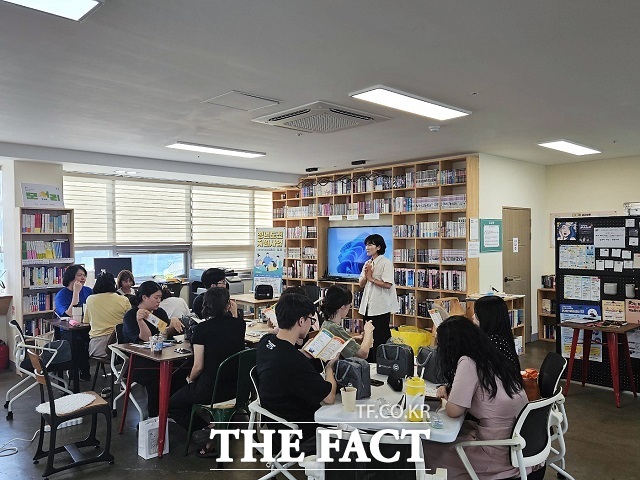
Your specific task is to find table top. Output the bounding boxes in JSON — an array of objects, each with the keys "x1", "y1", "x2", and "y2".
[
  {"x1": 113, "y1": 341, "x2": 194, "y2": 362},
  {"x1": 43, "y1": 317, "x2": 91, "y2": 331},
  {"x1": 244, "y1": 321, "x2": 272, "y2": 344},
  {"x1": 315, "y1": 366, "x2": 463, "y2": 443},
  {"x1": 231, "y1": 293, "x2": 278, "y2": 306},
  {"x1": 560, "y1": 321, "x2": 640, "y2": 334}
]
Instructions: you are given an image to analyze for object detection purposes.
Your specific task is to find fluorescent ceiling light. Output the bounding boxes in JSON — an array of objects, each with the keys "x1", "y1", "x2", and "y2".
[
  {"x1": 166, "y1": 141, "x2": 265, "y2": 158},
  {"x1": 350, "y1": 85, "x2": 470, "y2": 121},
  {"x1": 3, "y1": 0, "x2": 104, "y2": 21},
  {"x1": 114, "y1": 170, "x2": 126, "y2": 174},
  {"x1": 538, "y1": 140, "x2": 601, "y2": 156},
  {"x1": 126, "y1": 171, "x2": 137, "y2": 175}
]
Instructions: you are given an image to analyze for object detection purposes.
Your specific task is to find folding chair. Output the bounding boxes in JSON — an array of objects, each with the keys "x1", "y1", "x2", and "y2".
[
  {"x1": 455, "y1": 389, "x2": 565, "y2": 480},
  {"x1": 184, "y1": 348, "x2": 257, "y2": 456},
  {"x1": 4, "y1": 319, "x2": 73, "y2": 421},
  {"x1": 28, "y1": 350, "x2": 114, "y2": 479}
]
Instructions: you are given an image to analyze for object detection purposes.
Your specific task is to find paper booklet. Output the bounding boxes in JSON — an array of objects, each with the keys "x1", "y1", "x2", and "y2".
[
  {"x1": 146, "y1": 313, "x2": 168, "y2": 332},
  {"x1": 302, "y1": 328, "x2": 349, "y2": 361},
  {"x1": 428, "y1": 308, "x2": 445, "y2": 328}
]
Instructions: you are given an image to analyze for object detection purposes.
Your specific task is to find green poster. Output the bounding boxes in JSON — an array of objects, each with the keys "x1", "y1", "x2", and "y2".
[{"x1": 480, "y1": 219, "x2": 502, "y2": 252}]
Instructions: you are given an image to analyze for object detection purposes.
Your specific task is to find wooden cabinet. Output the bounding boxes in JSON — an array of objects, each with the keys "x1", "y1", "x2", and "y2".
[
  {"x1": 537, "y1": 288, "x2": 557, "y2": 342},
  {"x1": 273, "y1": 154, "x2": 479, "y2": 330},
  {"x1": 19, "y1": 207, "x2": 74, "y2": 335},
  {"x1": 466, "y1": 294, "x2": 526, "y2": 354}
]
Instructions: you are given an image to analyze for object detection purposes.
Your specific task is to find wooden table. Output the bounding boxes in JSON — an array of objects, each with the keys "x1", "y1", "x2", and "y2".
[
  {"x1": 113, "y1": 342, "x2": 193, "y2": 457},
  {"x1": 561, "y1": 321, "x2": 639, "y2": 407},
  {"x1": 244, "y1": 321, "x2": 272, "y2": 345},
  {"x1": 231, "y1": 293, "x2": 277, "y2": 320},
  {"x1": 43, "y1": 318, "x2": 91, "y2": 393}
]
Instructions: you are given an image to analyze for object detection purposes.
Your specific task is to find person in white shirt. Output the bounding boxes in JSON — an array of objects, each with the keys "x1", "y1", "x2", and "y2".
[
  {"x1": 358, "y1": 234, "x2": 398, "y2": 362},
  {"x1": 159, "y1": 285, "x2": 190, "y2": 319}
]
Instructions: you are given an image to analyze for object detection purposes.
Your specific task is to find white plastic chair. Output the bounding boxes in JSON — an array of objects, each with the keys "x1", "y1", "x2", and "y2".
[
  {"x1": 4, "y1": 319, "x2": 73, "y2": 420},
  {"x1": 109, "y1": 323, "x2": 144, "y2": 420},
  {"x1": 455, "y1": 389, "x2": 563, "y2": 480}
]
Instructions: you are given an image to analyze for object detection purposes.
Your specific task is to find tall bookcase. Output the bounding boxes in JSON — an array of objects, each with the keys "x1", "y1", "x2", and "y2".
[
  {"x1": 19, "y1": 207, "x2": 74, "y2": 336},
  {"x1": 273, "y1": 154, "x2": 479, "y2": 330},
  {"x1": 537, "y1": 288, "x2": 557, "y2": 342}
]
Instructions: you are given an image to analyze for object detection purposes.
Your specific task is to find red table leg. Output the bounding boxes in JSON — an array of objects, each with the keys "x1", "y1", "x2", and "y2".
[
  {"x1": 581, "y1": 330, "x2": 593, "y2": 387},
  {"x1": 606, "y1": 333, "x2": 621, "y2": 408},
  {"x1": 620, "y1": 333, "x2": 638, "y2": 398},
  {"x1": 119, "y1": 354, "x2": 135, "y2": 434},
  {"x1": 564, "y1": 328, "x2": 580, "y2": 396},
  {"x1": 157, "y1": 360, "x2": 173, "y2": 458}
]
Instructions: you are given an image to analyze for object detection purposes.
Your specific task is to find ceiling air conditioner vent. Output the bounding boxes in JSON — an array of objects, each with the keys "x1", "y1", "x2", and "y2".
[{"x1": 252, "y1": 101, "x2": 389, "y2": 134}]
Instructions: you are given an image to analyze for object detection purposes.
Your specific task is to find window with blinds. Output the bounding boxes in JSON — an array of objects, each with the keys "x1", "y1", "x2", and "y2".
[
  {"x1": 191, "y1": 186, "x2": 272, "y2": 270},
  {"x1": 63, "y1": 175, "x2": 273, "y2": 270}
]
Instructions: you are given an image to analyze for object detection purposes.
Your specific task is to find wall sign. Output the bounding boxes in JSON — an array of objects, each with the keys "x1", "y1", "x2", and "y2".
[
  {"x1": 21, "y1": 183, "x2": 64, "y2": 207},
  {"x1": 480, "y1": 219, "x2": 502, "y2": 252}
]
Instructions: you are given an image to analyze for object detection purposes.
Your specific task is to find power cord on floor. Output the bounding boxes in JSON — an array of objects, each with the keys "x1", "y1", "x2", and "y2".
[{"x1": 0, "y1": 429, "x2": 40, "y2": 457}]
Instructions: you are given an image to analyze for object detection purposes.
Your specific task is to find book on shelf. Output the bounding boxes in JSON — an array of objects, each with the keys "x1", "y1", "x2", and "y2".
[{"x1": 302, "y1": 327, "x2": 349, "y2": 361}]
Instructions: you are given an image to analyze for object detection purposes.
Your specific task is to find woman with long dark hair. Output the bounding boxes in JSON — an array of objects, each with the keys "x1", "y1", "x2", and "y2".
[
  {"x1": 473, "y1": 295, "x2": 521, "y2": 369},
  {"x1": 424, "y1": 316, "x2": 528, "y2": 479}
]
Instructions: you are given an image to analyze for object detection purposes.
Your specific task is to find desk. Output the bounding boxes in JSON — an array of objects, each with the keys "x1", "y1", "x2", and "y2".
[
  {"x1": 244, "y1": 321, "x2": 272, "y2": 345},
  {"x1": 562, "y1": 321, "x2": 638, "y2": 407},
  {"x1": 315, "y1": 366, "x2": 463, "y2": 444},
  {"x1": 114, "y1": 342, "x2": 193, "y2": 458},
  {"x1": 231, "y1": 294, "x2": 276, "y2": 319},
  {"x1": 43, "y1": 318, "x2": 91, "y2": 393}
]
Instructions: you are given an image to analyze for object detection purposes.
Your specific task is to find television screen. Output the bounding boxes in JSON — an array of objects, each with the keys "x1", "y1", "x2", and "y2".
[
  {"x1": 94, "y1": 257, "x2": 133, "y2": 278},
  {"x1": 326, "y1": 226, "x2": 393, "y2": 279}
]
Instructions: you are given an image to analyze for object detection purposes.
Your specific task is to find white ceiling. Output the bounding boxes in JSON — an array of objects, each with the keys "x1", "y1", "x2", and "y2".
[{"x1": 1, "y1": 0, "x2": 640, "y2": 187}]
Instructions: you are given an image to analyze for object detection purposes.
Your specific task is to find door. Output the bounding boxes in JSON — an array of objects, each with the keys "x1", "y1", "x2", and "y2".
[{"x1": 502, "y1": 207, "x2": 532, "y2": 342}]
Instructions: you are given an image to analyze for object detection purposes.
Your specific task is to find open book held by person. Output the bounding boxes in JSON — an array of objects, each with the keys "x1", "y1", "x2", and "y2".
[{"x1": 303, "y1": 327, "x2": 351, "y2": 361}]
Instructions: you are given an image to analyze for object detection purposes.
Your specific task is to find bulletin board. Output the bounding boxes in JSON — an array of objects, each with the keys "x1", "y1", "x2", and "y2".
[{"x1": 555, "y1": 215, "x2": 640, "y2": 390}]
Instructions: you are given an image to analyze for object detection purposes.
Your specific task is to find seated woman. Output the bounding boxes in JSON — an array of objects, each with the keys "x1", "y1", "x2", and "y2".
[
  {"x1": 121, "y1": 281, "x2": 184, "y2": 417},
  {"x1": 85, "y1": 271, "x2": 131, "y2": 359},
  {"x1": 54, "y1": 264, "x2": 93, "y2": 381},
  {"x1": 159, "y1": 285, "x2": 190, "y2": 319},
  {"x1": 424, "y1": 316, "x2": 528, "y2": 480},
  {"x1": 116, "y1": 269, "x2": 136, "y2": 305},
  {"x1": 473, "y1": 295, "x2": 521, "y2": 369},
  {"x1": 319, "y1": 285, "x2": 374, "y2": 359},
  {"x1": 169, "y1": 287, "x2": 246, "y2": 434}
]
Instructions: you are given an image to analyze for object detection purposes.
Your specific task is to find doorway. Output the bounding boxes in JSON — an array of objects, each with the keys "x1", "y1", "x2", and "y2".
[{"x1": 502, "y1": 207, "x2": 532, "y2": 342}]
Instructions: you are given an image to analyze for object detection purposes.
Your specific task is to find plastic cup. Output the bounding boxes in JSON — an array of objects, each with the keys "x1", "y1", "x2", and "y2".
[{"x1": 342, "y1": 386, "x2": 357, "y2": 412}]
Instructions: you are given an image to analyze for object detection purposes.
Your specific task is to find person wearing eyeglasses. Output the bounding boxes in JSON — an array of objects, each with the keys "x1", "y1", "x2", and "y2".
[
  {"x1": 192, "y1": 268, "x2": 237, "y2": 319},
  {"x1": 320, "y1": 285, "x2": 374, "y2": 359},
  {"x1": 256, "y1": 293, "x2": 338, "y2": 446}
]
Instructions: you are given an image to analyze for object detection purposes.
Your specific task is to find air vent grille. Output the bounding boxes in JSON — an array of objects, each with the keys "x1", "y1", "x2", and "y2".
[{"x1": 252, "y1": 101, "x2": 389, "y2": 133}]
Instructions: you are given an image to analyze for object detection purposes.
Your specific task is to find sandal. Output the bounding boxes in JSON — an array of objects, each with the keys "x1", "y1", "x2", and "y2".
[{"x1": 196, "y1": 442, "x2": 218, "y2": 458}]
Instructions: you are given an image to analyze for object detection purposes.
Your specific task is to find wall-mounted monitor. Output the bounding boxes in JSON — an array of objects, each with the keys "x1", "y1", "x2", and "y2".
[
  {"x1": 94, "y1": 257, "x2": 133, "y2": 278},
  {"x1": 326, "y1": 226, "x2": 393, "y2": 280}
]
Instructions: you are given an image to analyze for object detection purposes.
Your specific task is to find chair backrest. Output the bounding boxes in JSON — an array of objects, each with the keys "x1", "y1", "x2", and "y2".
[
  {"x1": 10, "y1": 319, "x2": 26, "y2": 345},
  {"x1": 211, "y1": 348, "x2": 257, "y2": 409},
  {"x1": 249, "y1": 365, "x2": 260, "y2": 403},
  {"x1": 538, "y1": 352, "x2": 567, "y2": 398},
  {"x1": 114, "y1": 323, "x2": 125, "y2": 344},
  {"x1": 27, "y1": 349, "x2": 58, "y2": 414},
  {"x1": 318, "y1": 427, "x2": 425, "y2": 480},
  {"x1": 509, "y1": 389, "x2": 561, "y2": 468}
]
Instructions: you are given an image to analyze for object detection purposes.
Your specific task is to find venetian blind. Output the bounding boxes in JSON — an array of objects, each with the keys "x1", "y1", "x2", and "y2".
[
  {"x1": 191, "y1": 186, "x2": 272, "y2": 270},
  {"x1": 63, "y1": 176, "x2": 115, "y2": 247}
]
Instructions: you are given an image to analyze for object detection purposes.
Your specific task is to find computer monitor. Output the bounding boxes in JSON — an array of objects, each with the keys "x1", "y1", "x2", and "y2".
[{"x1": 94, "y1": 257, "x2": 133, "y2": 278}]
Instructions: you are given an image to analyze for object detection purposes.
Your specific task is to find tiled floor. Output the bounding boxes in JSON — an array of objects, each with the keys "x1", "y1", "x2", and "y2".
[{"x1": 0, "y1": 341, "x2": 638, "y2": 479}]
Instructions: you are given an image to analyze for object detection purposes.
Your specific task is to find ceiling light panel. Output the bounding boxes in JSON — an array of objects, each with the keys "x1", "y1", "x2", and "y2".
[
  {"x1": 166, "y1": 141, "x2": 265, "y2": 158},
  {"x1": 350, "y1": 85, "x2": 470, "y2": 121},
  {"x1": 538, "y1": 140, "x2": 601, "y2": 156},
  {"x1": 3, "y1": 0, "x2": 103, "y2": 21},
  {"x1": 202, "y1": 91, "x2": 280, "y2": 112}
]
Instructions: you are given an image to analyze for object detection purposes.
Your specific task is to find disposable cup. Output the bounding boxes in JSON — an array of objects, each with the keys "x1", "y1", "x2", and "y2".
[{"x1": 342, "y1": 387, "x2": 357, "y2": 412}]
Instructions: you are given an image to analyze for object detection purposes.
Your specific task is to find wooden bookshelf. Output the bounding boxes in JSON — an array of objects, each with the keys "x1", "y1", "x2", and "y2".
[
  {"x1": 19, "y1": 207, "x2": 75, "y2": 335},
  {"x1": 273, "y1": 154, "x2": 479, "y2": 331},
  {"x1": 466, "y1": 294, "x2": 526, "y2": 354},
  {"x1": 537, "y1": 288, "x2": 557, "y2": 342}
]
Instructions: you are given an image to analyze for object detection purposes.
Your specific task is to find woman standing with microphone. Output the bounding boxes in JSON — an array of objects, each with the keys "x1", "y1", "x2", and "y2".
[{"x1": 358, "y1": 234, "x2": 398, "y2": 362}]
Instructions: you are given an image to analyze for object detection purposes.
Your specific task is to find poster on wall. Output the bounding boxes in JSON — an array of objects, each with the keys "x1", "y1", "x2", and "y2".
[
  {"x1": 253, "y1": 227, "x2": 285, "y2": 296},
  {"x1": 550, "y1": 211, "x2": 616, "y2": 248},
  {"x1": 559, "y1": 304, "x2": 603, "y2": 362},
  {"x1": 479, "y1": 219, "x2": 502, "y2": 252},
  {"x1": 21, "y1": 183, "x2": 64, "y2": 208}
]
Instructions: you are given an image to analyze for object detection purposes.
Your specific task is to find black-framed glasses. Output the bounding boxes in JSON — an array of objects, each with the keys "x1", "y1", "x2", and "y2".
[
  {"x1": 215, "y1": 279, "x2": 228, "y2": 287},
  {"x1": 305, "y1": 315, "x2": 317, "y2": 325}
]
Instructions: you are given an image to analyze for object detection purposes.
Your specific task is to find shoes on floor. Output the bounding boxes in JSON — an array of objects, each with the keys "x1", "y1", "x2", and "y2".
[{"x1": 80, "y1": 372, "x2": 92, "y2": 382}]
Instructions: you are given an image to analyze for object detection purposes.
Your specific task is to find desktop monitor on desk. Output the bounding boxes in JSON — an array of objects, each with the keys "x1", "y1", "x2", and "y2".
[{"x1": 94, "y1": 257, "x2": 133, "y2": 277}]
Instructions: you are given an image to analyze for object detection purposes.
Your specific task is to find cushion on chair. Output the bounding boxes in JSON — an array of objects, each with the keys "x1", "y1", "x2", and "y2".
[{"x1": 36, "y1": 392, "x2": 97, "y2": 415}]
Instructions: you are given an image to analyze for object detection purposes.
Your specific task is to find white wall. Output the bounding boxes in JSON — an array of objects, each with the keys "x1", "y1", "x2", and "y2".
[
  {"x1": 543, "y1": 155, "x2": 640, "y2": 271},
  {"x1": 479, "y1": 154, "x2": 547, "y2": 334}
]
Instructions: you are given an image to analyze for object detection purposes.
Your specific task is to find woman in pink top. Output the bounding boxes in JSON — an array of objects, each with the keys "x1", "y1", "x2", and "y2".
[{"x1": 424, "y1": 316, "x2": 530, "y2": 480}]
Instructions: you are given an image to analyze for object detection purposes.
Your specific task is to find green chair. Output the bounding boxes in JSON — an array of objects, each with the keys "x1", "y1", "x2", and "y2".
[{"x1": 183, "y1": 348, "x2": 257, "y2": 456}]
